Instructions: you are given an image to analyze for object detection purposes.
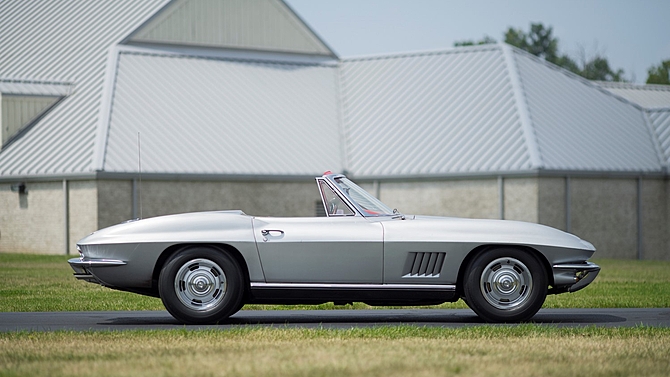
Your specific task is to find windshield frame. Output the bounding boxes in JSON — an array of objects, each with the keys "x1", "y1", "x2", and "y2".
[{"x1": 317, "y1": 174, "x2": 396, "y2": 218}]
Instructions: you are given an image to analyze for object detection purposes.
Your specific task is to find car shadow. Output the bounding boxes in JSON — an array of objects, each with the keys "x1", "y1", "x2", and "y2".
[{"x1": 100, "y1": 309, "x2": 627, "y2": 327}]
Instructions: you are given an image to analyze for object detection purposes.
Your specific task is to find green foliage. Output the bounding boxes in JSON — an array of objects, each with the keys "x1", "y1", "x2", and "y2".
[
  {"x1": 453, "y1": 35, "x2": 496, "y2": 47},
  {"x1": 503, "y1": 22, "x2": 626, "y2": 82},
  {"x1": 646, "y1": 60, "x2": 670, "y2": 85}
]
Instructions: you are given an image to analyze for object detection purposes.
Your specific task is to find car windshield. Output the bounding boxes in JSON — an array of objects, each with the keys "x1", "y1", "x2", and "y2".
[{"x1": 333, "y1": 177, "x2": 395, "y2": 216}]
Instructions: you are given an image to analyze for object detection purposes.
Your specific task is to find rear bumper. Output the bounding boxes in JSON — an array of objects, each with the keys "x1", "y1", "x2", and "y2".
[
  {"x1": 68, "y1": 258, "x2": 126, "y2": 284},
  {"x1": 550, "y1": 261, "x2": 601, "y2": 294}
]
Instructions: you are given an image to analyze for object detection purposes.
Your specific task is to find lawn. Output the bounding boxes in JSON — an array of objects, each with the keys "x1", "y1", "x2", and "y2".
[
  {"x1": 1, "y1": 254, "x2": 669, "y2": 377},
  {"x1": 1, "y1": 326, "x2": 669, "y2": 377}
]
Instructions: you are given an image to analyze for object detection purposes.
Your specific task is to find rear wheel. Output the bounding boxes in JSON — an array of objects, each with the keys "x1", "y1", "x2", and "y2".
[
  {"x1": 463, "y1": 247, "x2": 547, "y2": 323},
  {"x1": 159, "y1": 247, "x2": 243, "y2": 324}
]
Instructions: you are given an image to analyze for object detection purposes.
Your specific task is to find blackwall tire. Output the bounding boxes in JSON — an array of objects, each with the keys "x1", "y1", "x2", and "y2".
[
  {"x1": 159, "y1": 247, "x2": 243, "y2": 324},
  {"x1": 463, "y1": 248, "x2": 547, "y2": 323}
]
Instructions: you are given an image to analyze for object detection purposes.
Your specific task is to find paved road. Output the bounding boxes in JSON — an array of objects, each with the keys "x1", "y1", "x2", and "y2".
[{"x1": 1, "y1": 308, "x2": 669, "y2": 332}]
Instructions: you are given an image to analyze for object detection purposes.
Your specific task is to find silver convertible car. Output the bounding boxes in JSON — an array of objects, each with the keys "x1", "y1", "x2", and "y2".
[{"x1": 69, "y1": 172, "x2": 600, "y2": 324}]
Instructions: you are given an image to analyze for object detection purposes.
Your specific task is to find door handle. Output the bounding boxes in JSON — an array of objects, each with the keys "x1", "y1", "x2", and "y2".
[{"x1": 261, "y1": 229, "x2": 284, "y2": 237}]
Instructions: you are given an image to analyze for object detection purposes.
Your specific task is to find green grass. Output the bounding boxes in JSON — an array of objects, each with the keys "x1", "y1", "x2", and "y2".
[
  {"x1": 1, "y1": 254, "x2": 669, "y2": 376},
  {"x1": 1, "y1": 326, "x2": 669, "y2": 376},
  {"x1": 0, "y1": 254, "x2": 669, "y2": 312}
]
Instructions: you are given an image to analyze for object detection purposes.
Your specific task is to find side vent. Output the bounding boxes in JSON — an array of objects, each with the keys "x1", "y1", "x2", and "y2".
[{"x1": 402, "y1": 252, "x2": 446, "y2": 278}]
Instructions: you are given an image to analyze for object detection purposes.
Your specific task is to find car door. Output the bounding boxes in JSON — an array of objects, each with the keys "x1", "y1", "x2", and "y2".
[{"x1": 253, "y1": 216, "x2": 383, "y2": 283}]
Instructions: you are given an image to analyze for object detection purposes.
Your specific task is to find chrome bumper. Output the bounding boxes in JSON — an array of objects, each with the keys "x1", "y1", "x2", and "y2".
[
  {"x1": 68, "y1": 258, "x2": 126, "y2": 284},
  {"x1": 550, "y1": 261, "x2": 601, "y2": 294}
]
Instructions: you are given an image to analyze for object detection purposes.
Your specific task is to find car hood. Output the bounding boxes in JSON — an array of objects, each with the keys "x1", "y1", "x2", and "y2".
[{"x1": 385, "y1": 215, "x2": 595, "y2": 251}]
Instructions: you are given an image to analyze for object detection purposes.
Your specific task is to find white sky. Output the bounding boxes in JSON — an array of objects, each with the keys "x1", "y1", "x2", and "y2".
[{"x1": 286, "y1": 0, "x2": 670, "y2": 84}]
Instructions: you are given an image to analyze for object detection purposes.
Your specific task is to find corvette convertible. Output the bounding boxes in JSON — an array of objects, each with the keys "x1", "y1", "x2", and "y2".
[{"x1": 69, "y1": 172, "x2": 600, "y2": 324}]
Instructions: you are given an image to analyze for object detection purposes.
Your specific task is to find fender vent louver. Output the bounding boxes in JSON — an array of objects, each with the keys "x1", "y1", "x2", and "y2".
[{"x1": 402, "y1": 252, "x2": 446, "y2": 278}]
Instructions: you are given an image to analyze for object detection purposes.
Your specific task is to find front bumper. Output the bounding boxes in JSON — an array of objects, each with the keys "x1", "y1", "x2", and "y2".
[
  {"x1": 68, "y1": 258, "x2": 126, "y2": 284},
  {"x1": 550, "y1": 261, "x2": 601, "y2": 294}
]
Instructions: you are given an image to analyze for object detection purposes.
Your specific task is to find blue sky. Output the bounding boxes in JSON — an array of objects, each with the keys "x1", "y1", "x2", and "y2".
[{"x1": 286, "y1": 0, "x2": 670, "y2": 84}]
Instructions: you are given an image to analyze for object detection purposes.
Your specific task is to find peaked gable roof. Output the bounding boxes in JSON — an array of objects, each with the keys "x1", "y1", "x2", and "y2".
[
  {"x1": 101, "y1": 48, "x2": 342, "y2": 177},
  {"x1": 0, "y1": 0, "x2": 335, "y2": 178},
  {"x1": 0, "y1": 2, "x2": 666, "y2": 180},
  {"x1": 340, "y1": 44, "x2": 663, "y2": 178},
  {"x1": 340, "y1": 45, "x2": 533, "y2": 178},
  {"x1": 126, "y1": 0, "x2": 336, "y2": 57}
]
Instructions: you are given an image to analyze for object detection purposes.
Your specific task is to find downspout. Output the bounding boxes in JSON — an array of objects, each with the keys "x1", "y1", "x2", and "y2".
[
  {"x1": 63, "y1": 179, "x2": 69, "y2": 255},
  {"x1": 565, "y1": 176, "x2": 571, "y2": 233},
  {"x1": 637, "y1": 177, "x2": 643, "y2": 260},
  {"x1": 498, "y1": 176, "x2": 504, "y2": 219}
]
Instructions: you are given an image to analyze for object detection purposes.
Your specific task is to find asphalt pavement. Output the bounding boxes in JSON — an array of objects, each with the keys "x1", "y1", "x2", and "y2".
[{"x1": 1, "y1": 308, "x2": 669, "y2": 332}]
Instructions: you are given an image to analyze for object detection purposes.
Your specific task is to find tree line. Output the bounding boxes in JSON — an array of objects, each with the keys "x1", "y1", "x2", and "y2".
[{"x1": 455, "y1": 23, "x2": 669, "y2": 85}]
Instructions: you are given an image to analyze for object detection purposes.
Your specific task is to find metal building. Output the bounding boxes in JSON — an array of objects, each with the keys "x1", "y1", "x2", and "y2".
[{"x1": 1, "y1": 0, "x2": 668, "y2": 259}]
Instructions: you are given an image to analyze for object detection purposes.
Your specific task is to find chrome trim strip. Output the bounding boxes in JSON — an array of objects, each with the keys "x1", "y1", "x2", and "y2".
[
  {"x1": 68, "y1": 258, "x2": 127, "y2": 267},
  {"x1": 552, "y1": 262, "x2": 600, "y2": 271},
  {"x1": 250, "y1": 282, "x2": 456, "y2": 291}
]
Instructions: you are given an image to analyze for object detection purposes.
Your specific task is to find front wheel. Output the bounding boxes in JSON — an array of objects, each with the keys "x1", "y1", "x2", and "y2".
[
  {"x1": 159, "y1": 247, "x2": 243, "y2": 324},
  {"x1": 463, "y1": 248, "x2": 547, "y2": 323}
]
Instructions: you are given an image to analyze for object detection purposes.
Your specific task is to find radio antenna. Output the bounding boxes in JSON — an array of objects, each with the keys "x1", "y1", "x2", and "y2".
[{"x1": 138, "y1": 131, "x2": 143, "y2": 219}]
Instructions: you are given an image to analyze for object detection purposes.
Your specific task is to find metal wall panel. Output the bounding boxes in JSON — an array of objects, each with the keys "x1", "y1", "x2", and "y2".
[
  {"x1": 129, "y1": 0, "x2": 334, "y2": 56},
  {"x1": 514, "y1": 50, "x2": 661, "y2": 172},
  {"x1": 104, "y1": 51, "x2": 342, "y2": 176},
  {"x1": 647, "y1": 109, "x2": 670, "y2": 166},
  {"x1": 340, "y1": 45, "x2": 532, "y2": 177},
  {"x1": 0, "y1": 0, "x2": 168, "y2": 176},
  {"x1": 1, "y1": 95, "x2": 61, "y2": 145}
]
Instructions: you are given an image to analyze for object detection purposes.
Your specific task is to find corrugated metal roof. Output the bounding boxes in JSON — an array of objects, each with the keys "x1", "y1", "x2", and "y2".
[
  {"x1": 513, "y1": 49, "x2": 661, "y2": 172},
  {"x1": 647, "y1": 109, "x2": 670, "y2": 167},
  {"x1": 0, "y1": 0, "x2": 665, "y2": 180},
  {"x1": 0, "y1": 0, "x2": 168, "y2": 177},
  {"x1": 103, "y1": 49, "x2": 342, "y2": 176},
  {"x1": 340, "y1": 45, "x2": 532, "y2": 178},
  {"x1": 0, "y1": 78, "x2": 73, "y2": 96},
  {"x1": 128, "y1": 0, "x2": 335, "y2": 57},
  {"x1": 596, "y1": 82, "x2": 670, "y2": 109}
]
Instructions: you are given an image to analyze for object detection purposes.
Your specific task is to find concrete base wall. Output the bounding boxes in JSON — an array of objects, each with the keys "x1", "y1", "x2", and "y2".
[
  {"x1": 538, "y1": 177, "x2": 567, "y2": 231},
  {"x1": 68, "y1": 181, "x2": 98, "y2": 254},
  {"x1": 2, "y1": 176, "x2": 668, "y2": 259},
  {"x1": 379, "y1": 179, "x2": 499, "y2": 219},
  {"x1": 569, "y1": 178, "x2": 638, "y2": 259},
  {"x1": 0, "y1": 181, "x2": 65, "y2": 254},
  {"x1": 137, "y1": 180, "x2": 321, "y2": 218},
  {"x1": 375, "y1": 176, "x2": 668, "y2": 260},
  {"x1": 503, "y1": 178, "x2": 538, "y2": 223}
]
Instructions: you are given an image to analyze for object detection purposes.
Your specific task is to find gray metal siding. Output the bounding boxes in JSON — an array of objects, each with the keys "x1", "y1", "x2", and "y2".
[
  {"x1": 340, "y1": 46, "x2": 532, "y2": 178},
  {"x1": 103, "y1": 51, "x2": 342, "y2": 176},
  {"x1": 648, "y1": 109, "x2": 670, "y2": 166},
  {"x1": 1, "y1": 95, "x2": 61, "y2": 145},
  {"x1": 0, "y1": 0, "x2": 167, "y2": 176},
  {"x1": 514, "y1": 50, "x2": 661, "y2": 172},
  {"x1": 129, "y1": 0, "x2": 334, "y2": 56}
]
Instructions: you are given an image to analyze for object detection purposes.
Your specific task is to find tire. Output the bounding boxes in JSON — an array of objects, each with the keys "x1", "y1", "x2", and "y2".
[
  {"x1": 463, "y1": 247, "x2": 547, "y2": 323},
  {"x1": 158, "y1": 246, "x2": 243, "y2": 324}
]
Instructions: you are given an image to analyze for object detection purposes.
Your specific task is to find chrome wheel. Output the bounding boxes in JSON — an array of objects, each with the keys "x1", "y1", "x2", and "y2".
[
  {"x1": 463, "y1": 248, "x2": 547, "y2": 323},
  {"x1": 480, "y1": 257, "x2": 532, "y2": 310},
  {"x1": 174, "y1": 258, "x2": 227, "y2": 311}
]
